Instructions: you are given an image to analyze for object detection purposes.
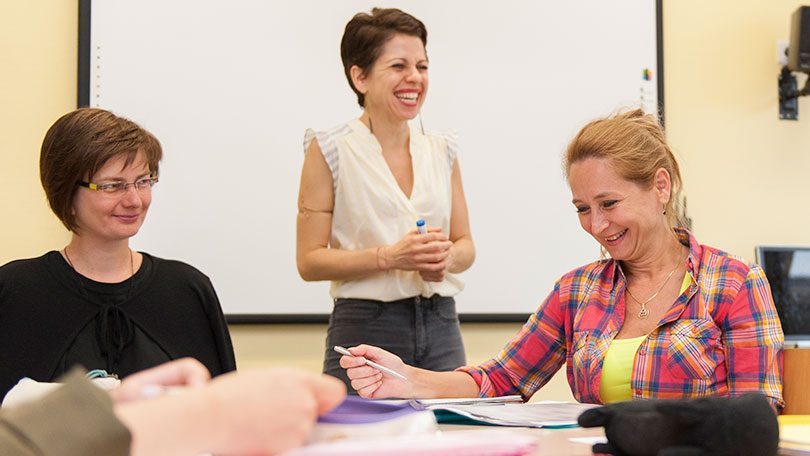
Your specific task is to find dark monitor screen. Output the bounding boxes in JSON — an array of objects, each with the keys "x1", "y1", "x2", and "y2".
[{"x1": 756, "y1": 246, "x2": 810, "y2": 337}]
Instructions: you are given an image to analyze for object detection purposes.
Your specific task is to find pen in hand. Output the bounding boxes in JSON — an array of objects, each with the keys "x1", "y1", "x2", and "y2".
[{"x1": 334, "y1": 346, "x2": 408, "y2": 381}]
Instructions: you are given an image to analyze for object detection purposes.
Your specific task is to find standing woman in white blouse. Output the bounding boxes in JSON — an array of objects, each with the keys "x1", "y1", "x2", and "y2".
[{"x1": 296, "y1": 7, "x2": 475, "y2": 389}]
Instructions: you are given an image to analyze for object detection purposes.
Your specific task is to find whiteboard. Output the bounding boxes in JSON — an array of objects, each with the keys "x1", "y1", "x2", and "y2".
[{"x1": 79, "y1": 0, "x2": 662, "y2": 321}]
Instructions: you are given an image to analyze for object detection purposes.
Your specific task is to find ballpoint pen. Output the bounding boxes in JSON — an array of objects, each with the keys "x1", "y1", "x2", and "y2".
[{"x1": 334, "y1": 345, "x2": 408, "y2": 381}]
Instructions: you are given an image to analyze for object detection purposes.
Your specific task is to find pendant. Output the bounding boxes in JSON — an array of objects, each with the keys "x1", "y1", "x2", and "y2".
[{"x1": 638, "y1": 306, "x2": 649, "y2": 319}]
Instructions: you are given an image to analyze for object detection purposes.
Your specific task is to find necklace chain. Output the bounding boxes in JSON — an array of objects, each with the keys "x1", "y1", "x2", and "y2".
[
  {"x1": 63, "y1": 246, "x2": 134, "y2": 282},
  {"x1": 622, "y1": 256, "x2": 683, "y2": 320},
  {"x1": 62, "y1": 246, "x2": 135, "y2": 378}
]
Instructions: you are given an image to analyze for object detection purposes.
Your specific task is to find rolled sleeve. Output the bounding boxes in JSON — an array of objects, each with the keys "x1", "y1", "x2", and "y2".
[
  {"x1": 457, "y1": 285, "x2": 567, "y2": 399},
  {"x1": 722, "y1": 265, "x2": 784, "y2": 409}
]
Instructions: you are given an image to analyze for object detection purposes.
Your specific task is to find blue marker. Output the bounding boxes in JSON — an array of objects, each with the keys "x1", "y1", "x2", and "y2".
[{"x1": 416, "y1": 219, "x2": 427, "y2": 234}]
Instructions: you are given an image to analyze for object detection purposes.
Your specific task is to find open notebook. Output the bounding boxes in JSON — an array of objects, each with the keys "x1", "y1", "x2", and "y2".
[
  {"x1": 285, "y1": 396, "x2": 605, "y2": 455},
  {"x1": 329, "y1": 395, "x2": 598, "y2": 428},
  {"x1": 410, "y1": 397, "x2": 599, "y2": 428},
  {"x1": 291, "y1": 396, "x2": 540, "y2": 456}
]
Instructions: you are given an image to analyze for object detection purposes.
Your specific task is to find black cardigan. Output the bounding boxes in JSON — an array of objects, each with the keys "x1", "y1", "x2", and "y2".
[{"x1": 0, "y1": 251, "x2": 236, "y2": 401}]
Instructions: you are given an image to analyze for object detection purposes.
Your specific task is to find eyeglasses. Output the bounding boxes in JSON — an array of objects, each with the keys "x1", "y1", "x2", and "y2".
[{"x1": 77, "y1": 177, "x2": 159, "y2": 195}]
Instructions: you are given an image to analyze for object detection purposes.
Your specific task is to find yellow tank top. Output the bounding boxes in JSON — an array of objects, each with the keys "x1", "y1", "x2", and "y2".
[{"x1": 599, "y1": 272, "x2": 692, "y2": 403}]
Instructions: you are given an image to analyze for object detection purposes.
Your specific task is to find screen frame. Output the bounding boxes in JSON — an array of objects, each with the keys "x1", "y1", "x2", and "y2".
[{"x1": 755, "y1": 245, "x2": 810, "y2": 339}]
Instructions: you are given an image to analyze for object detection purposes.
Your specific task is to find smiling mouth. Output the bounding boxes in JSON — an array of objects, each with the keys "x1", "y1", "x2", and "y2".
[
  {"x1": 395, "y1": 92, "x2": 419, "y2": 104},
  {"x1": 605, "y1": 229, "x2": 627, "y2": 242}
]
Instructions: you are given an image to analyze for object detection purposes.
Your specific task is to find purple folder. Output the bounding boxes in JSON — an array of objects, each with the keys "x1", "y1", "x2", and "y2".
[{"x1": 318, "y1": 396, "x2": 417, "y2": 424}]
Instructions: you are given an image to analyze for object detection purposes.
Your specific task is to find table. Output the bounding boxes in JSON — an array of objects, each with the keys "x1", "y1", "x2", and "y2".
[
  {"x1": 442, "y1": 423, "x2": 798, "y2": 455},
  {"x1": 783, "y1": 348, "x2": 810, "y2": 414},
  {"x1": 439, "y1": 424, "x2": 604, "y2": 455}
]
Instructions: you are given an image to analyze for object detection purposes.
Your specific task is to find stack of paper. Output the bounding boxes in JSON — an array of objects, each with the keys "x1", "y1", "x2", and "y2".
[
  {"x1": 412, "y1": 395, "x2": 525, "y2": 407},
  {"x1": 308, "y1": 396, "x2": 437, "y2": 443},
  {"x1": 779, "y1": 415, "x2": 810, "y2": 455},
  {"x1": 412, "y1": 397, "x2": 598, "y2": 428}
]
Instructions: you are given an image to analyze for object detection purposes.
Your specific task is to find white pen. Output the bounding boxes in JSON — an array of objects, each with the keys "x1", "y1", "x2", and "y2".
[{"x1": 334, "y1": 345, "x2": 408, "y2": 381}]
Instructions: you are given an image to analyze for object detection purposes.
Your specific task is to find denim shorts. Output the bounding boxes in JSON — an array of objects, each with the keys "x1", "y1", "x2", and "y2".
[{"x1": 323, "y1": 294, "x2": 466, "y2": 390}]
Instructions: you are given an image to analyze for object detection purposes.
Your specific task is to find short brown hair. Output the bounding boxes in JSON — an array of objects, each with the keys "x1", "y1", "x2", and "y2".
[
  {"x1": 340, "y1": 8, "x2": 428, "y2": 107},
  {"x1": 563, "y1": 109, "x2": 686, "y2": 227},
  {"x1": 39, "y1": 108, "x2": 162, "y2": 231}
]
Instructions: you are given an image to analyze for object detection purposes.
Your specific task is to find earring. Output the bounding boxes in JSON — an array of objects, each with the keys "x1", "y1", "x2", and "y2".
[{"x1": 663, "y1": 205, "x2": 667, "y2": 215}]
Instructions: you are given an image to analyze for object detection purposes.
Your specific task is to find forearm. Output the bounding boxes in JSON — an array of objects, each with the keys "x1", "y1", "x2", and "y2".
[
  {"x1": 448, "y1": 236, "x2": 475, "y2": 274},
  {"x1": 298, "y1": 246, "x2": 383, "y2": 282},
  {"x1": 408, "y1": 368, "x2": 480, "y2": 399},
  {"x1": 723, "y1": 267, "x2": 785, "y2": 409},
  {"x1": 115, "y1": 390, "x2": 216, "y2": 456},
  {"x1": 725, "y1": 343, "x2": 785, "y2": 409}
]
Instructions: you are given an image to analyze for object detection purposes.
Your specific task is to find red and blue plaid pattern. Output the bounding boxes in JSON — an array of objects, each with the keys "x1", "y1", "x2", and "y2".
[{"x1": 460, "y1": 229, "x2": 784, "y2": 408}]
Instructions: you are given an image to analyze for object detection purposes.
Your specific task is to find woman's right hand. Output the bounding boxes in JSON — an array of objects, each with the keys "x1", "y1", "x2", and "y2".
[
  {"x1": 204, "y1": 368, "x2": 346, "y2": 455},
  {"x1": 111, "y1": 357, "x2": 211, "y2": 403},
  {"x1": 339, "y1": 344, "x2": 412, "y2": 399},
  {"x1": 116, "y1": 367, "x2": 346, "y2": 456},
  {"x1": 380, "y1": 227, "x2": 452, "y2": 277}
]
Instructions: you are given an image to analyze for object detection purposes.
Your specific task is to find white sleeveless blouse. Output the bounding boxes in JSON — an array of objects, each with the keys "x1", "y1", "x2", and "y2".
[{"x1": 303, "y1": 119, "x2": 464, "y2": 301}]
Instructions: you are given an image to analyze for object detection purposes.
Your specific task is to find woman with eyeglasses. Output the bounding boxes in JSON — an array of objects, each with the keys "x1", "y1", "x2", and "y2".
[{"x1": 0, "y1": 108, "x2": 236, "y2": 402}]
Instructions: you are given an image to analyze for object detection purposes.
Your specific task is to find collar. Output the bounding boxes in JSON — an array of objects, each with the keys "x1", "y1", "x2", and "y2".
[
  {"x1": 675, "y1": 227, "x2": 702, "y2": 282},
  {"x1": 606, "y1": 227, "x2": 702, "y2": 290},
  {"x1": 347, "y1": 117, "x2": 425, "y2": 142},
  {"x1": 347, "y1": 118, "x2": 372, "y2": 137}
]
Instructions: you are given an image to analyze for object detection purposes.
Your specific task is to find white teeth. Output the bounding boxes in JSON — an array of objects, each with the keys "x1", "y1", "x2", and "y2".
[
  {"x1": 396, "y1": 92, "x2": 418, "y2": 101},
  {"x1": 606, "y1": 230, "x2": 626, "y2": 241}
]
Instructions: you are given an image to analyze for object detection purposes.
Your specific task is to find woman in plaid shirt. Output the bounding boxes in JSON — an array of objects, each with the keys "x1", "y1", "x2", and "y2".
[{"x1": 340, "y1": 109, "x2": 784, "y2": 409}]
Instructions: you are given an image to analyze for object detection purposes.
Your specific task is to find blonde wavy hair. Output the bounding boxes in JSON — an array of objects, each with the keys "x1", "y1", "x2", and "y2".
[{"x1": 563, "y1": 108, "x2": 687, "y2": 228}]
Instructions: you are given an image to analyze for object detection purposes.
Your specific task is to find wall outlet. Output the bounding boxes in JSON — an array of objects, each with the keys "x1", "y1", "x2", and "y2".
[{"x1": 777, "y1": 39, "x2": 789, "y2": 66}]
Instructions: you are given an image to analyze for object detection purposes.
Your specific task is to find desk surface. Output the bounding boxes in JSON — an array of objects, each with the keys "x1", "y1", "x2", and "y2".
[
  {"x1": 441, "y1": 424, "x2": 798, "y2": 455},
  {"x1": 439, "y1": 424, "x2": 603, "y2": 455}
]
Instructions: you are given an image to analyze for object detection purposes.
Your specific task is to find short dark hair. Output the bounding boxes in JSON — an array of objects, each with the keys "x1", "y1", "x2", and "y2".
[
  {"x1": 340, "y1": 8, "x2": 428, "y2": 107},
  {"x1": 39, "y1": 108, "x2": 162, "y2": 231}
]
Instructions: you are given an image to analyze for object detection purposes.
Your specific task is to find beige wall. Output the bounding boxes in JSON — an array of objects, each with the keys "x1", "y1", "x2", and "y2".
[
  {"x1": 664, "y1": 0, "x2": 810, "y2": 259},
  {"x1": 231, "y1": 322, "x2": 575, "y2": 402},
  {"x1": 3, "y1": 1, "x2": 808, "y2": 403},
  {"x1": 1, "y1": 2, "x2": 73, "y2": 261}
]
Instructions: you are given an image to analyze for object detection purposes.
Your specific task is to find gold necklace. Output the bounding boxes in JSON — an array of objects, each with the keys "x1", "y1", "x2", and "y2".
[{"x1": 622, "y1": 260, "x2": 681, "y2": 319}]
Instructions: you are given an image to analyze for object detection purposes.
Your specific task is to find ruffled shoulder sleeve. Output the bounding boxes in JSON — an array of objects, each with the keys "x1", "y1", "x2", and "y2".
[
  {"x1": 439, "y1": 129, "x2": 460, "y2": 169},
  {"x1": 304, "y1": 124, "x2": 350, "y2": 192}
]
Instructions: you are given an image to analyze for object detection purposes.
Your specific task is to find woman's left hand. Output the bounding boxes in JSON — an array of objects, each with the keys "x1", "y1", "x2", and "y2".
[
  {"x1": 419, "y1": 243, "x2": 452, "y2": 282},
  {"x1": 416, "y1": 226, "x2": 452, "y2": 282}
]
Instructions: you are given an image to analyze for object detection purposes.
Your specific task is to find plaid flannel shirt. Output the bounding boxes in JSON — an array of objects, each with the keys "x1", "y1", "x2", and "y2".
[{"x1": 460, "y1": 229, "x2": 784, "y2": 408}]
